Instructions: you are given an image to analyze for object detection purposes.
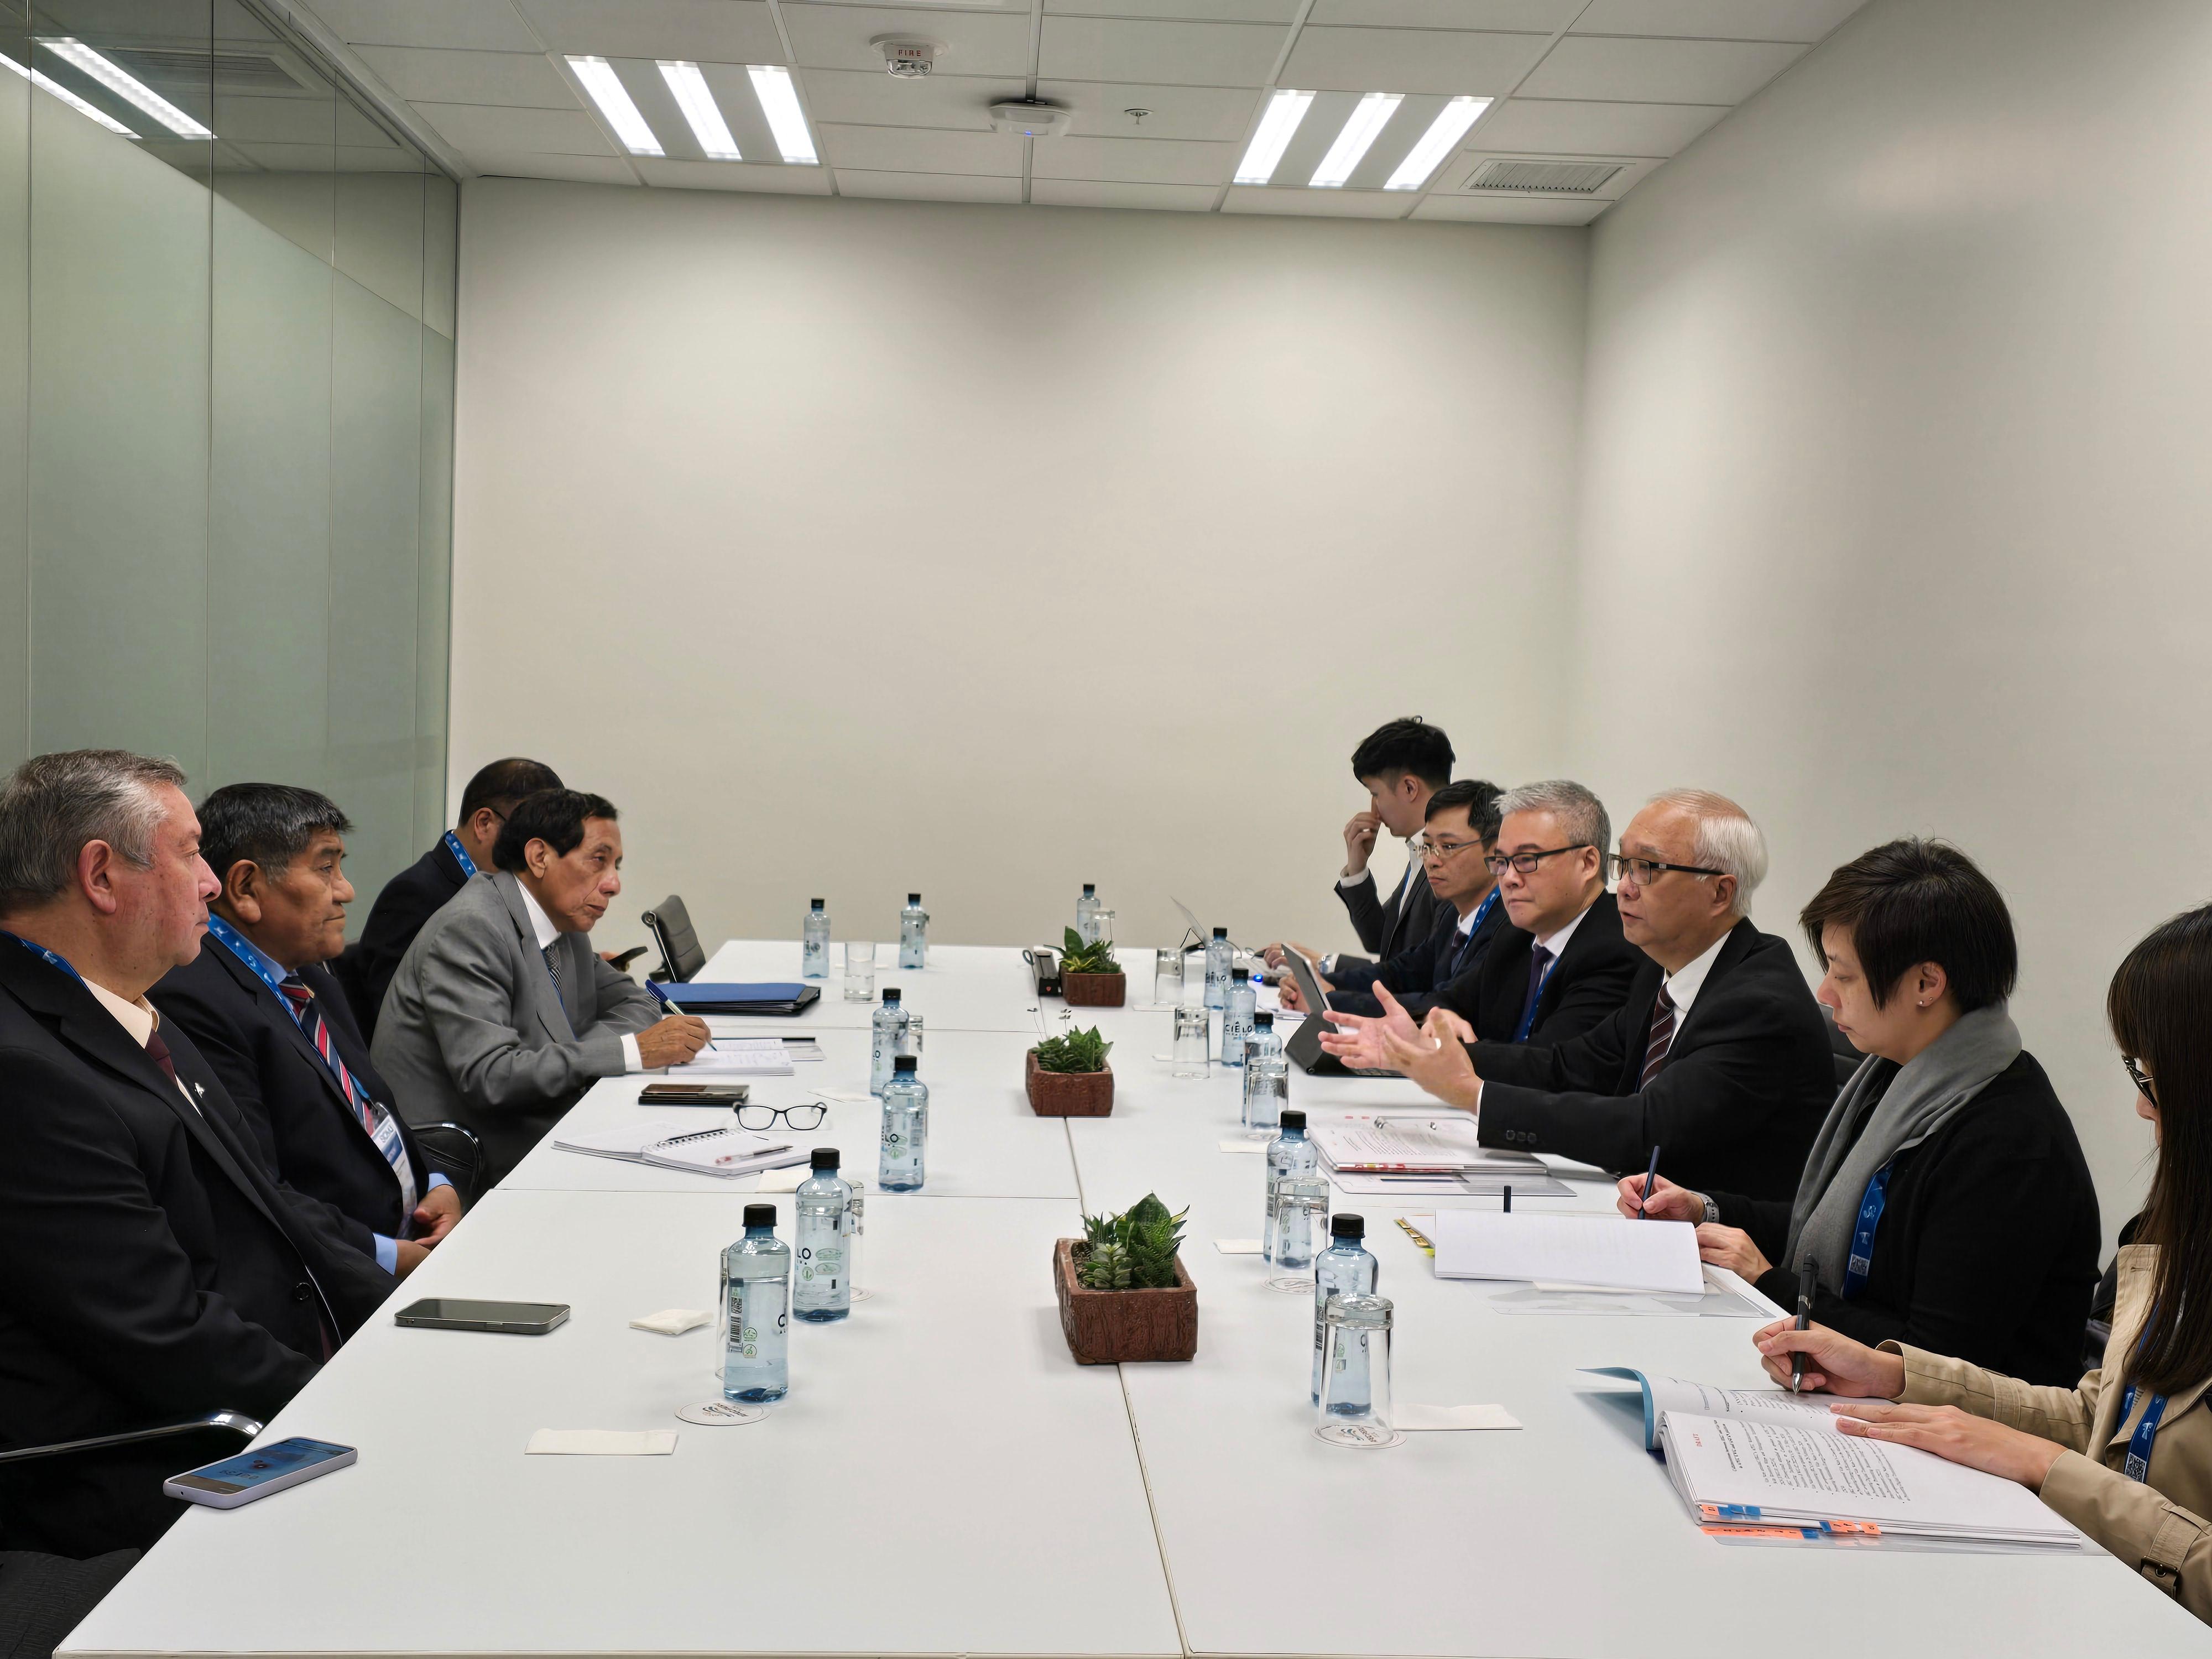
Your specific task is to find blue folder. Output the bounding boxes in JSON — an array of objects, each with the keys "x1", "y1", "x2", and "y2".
[{"x1": 656, "y1": 982, "x2": 820, "y2": 1015}]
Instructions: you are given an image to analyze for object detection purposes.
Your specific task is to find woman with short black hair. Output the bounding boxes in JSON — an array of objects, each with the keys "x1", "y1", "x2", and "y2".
[{"x1": 1624, "y1": 837, "x2": 2100, "y2": 1384}]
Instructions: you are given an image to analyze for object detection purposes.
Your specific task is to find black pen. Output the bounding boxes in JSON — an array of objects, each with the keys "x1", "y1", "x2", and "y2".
[
  {"x1": 1790, "y1": 1257, "x2": 1818, "y2": 1395},
  {"x1": 1501, "y1": 1184, "x2": 1512, "y2": 1213},
  {"x1": 1637, "y1": 1142, "x2": 1661, "y2": 1218}
]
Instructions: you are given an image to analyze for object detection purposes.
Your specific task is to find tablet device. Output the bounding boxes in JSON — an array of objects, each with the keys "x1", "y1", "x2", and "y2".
[{"x1": 1280, "y1": 946, "x2": 1397, "y2": 1078}]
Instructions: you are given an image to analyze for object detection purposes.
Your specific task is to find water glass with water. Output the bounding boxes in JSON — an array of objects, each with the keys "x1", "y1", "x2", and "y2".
[
  {"x1": 1152, "y1": 948, "x2": 1182, "y2": 1006},
  {"x1": 1172, "y1": 1008, "x2": 1211, "y2": 1078},
  {"x1": 1316, "y1": 1293, "x2": 1399, "y2": 1447},
  {"x1": 896, "y1": 1013, "x2": 924, "y2": 1063},
  {"x1": 1267, "y1": 1172, "x2": 1330, "y2": 1289},
  {"x1": 844, "y1": 941, "x2": 877, "y2": 1000}
]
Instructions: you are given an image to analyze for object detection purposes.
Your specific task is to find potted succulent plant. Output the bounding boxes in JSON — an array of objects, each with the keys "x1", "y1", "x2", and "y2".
[
  {"x1": 1053, "y1": 1193, "x2": 1197, "y2": 1364},
  {"x1": 1058, "y1": 926, "x2": 1125, "y2": 1007},
  {"x1": 1027, "y1": 1025, "x2": 1114, "y2": 1117}
]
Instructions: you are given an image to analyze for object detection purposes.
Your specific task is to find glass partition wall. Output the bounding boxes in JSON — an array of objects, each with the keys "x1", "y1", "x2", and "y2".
[{"x1": 0, "y1": 0, "x2": 457, "y2": 917}]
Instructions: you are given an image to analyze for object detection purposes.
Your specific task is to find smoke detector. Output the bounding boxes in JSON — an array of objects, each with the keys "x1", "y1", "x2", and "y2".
[
  {"x1": 988, "y1": 100, "x2": 1071, "y2": 138},
  {"x1": 872, "y1": 36, "x2": 943, "y2": 78}
]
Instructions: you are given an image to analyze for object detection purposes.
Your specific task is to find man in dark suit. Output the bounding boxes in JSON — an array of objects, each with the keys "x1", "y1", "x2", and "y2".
[
  {"x1": 1281, "y1": 780, "x2": 1507, "y2": 1021},
  {"x1": 342, "y1": 756, "x2": 562, "y2": 1038},
  {"x1": 1465, "y1": 780, "x2": 1642, "y2": 1046},
  {"x1": 0, "y1": 751, "x2": 393, "y2": 1557},
  {"x1": 155, "y1": 784, "x2": 458, "y2": 1279},
  {"x1": 1322, "y1": 789, "x2": 1833, "y2": 1200},
  {"x1": 1330, "y1": 717, "x2": 1453, "y2": 967}
]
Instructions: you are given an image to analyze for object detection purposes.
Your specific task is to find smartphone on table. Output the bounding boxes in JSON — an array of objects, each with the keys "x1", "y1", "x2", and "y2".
[{"x1": 164, "y1": 1437, "x2": 356, "y2": 1509}]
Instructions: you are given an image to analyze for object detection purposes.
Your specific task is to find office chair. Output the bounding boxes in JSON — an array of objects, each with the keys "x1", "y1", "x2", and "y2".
[
  {"x1": 409, "y1": 1121, "x2": 486, "y2": 1207},
  {"x1": 641, "y1": 896, "x2": 706, "y2": 984}
]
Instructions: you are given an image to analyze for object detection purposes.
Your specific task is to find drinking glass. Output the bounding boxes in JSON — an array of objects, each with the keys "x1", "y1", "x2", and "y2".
[
  {"x1": 1089, "y1": 907, "x2": 1115, "y2": 947},
  {"x1": 1172, "y1": 1008, "x2": 1211, "y2": 1078},
  {"x1": 1151, "y1": 948, "x2": 1182, "y2": 1006},
  {"x1": 1266, "y1": 1173, "x2": 1329, "y2": 1292},
  {"x1": 896, "y1": 1014, "x2": 924, "y2": 1062},
  {"x1": 1316, "y1": 1294, "x2": 1400, "y2": 1448},
  {"x1": 843, "y1": 941, "x2": 877, "y2": 1000}
]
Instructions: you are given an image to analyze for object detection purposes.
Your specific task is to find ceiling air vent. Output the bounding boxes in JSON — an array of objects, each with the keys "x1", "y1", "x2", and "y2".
[
  {"x1": 1462, "y1": 158, "x2": 1623, "y2": 195},
  {"x1": 103, "y1": 46, "x2": 312, "y2": 95}
]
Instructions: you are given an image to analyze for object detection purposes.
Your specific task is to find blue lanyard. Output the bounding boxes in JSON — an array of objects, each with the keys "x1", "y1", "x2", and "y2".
[
  {"x1": 1839, "y1": 1161, "x2": 1893, "y2": 1299},
  {"x1": 442, "y1": 829, "x2": 478, "y2": 879},
  {"x1": 205, "y1": 914, "x2": 294, "y2": 1007},
  {"x1": 1512, "y1": 932, "x2": 1557, "y2": 1043},
  {"x1": 2118, "y1": 1308, "x2": 2173, "y2": 1483},
  {"x1": 1449, "y1": 889, "x2": 1499, "y2": 974},
  {"x1": 4, "y1": 931, "x2": 85, "y2": 985}
]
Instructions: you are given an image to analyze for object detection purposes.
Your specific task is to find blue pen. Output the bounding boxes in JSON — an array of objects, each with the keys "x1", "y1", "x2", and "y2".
[
  {"x1": 1637, "y1": 1142, "x2": 1662, "y2": 1218},
  {"x1": 645, "y1": 980, "x2": 674, "y2": 1011}
]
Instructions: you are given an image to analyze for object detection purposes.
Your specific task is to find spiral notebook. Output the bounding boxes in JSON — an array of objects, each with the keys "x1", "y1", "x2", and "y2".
[{"x1": 552, "y1": 1120, "x2": 806, "y2": 1178}]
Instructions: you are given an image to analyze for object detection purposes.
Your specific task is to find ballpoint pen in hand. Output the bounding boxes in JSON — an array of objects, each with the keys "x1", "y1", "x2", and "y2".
[
  {"x1": 1637, "y1": 1143, "x2": 1662, "y2": 1218},
  {"x1": 1790, "y1": 1258, "x2": 1818, "y2": 1394}
]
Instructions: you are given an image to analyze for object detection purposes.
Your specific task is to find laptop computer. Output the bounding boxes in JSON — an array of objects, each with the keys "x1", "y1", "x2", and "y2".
[{"x1": 1279, "y1": 947, "x2": 1397, "y2": 1078}]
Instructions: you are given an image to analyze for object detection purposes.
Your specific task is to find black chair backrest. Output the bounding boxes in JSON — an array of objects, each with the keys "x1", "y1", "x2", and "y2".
[
  {"x1": 410, "y1": 1121, "x2": 486, "y2": 1207},
  {"x1": 642, "y1": 895, "x2": 706, "y2": 983}
]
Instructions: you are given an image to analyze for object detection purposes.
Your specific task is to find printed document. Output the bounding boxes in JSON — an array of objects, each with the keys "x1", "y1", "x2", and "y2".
[{"x1": 1429, "y1": 1209, "x2": 1702, "y2": 1294}]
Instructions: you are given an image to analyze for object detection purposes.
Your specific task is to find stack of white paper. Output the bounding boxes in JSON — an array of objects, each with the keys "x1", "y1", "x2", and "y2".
[
  {"x1": 677, "y1": 1039, "x2": 797, "y2": 1077},
  {"x1": 1428, "y1": 1209, "x2": 1703, "y2": 1295},
  {"x1": 552, "y1": 1120, "x2": 806, "y2": 1178},
  {"x1": 1309, "y1": 1114, "x2": 1546, "y2": 1175}
]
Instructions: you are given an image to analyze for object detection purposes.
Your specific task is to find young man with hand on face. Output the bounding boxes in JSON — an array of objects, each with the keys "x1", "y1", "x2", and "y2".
[{"x1": 155, "y1": 785, "x2": 457, "y2": 1279}]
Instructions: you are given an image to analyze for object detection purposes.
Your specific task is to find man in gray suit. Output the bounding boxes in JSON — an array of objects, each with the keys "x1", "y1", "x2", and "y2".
[{"x1": 372, "y1": 789, "x2": 708, "y2": 1183}]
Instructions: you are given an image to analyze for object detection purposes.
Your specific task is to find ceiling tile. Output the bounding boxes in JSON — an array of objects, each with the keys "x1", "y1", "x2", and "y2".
[
  {"x1": 804, "y1": 69, "x2": 1027, "y2": 130},
  {"x1": 417, "y1": 102, "x2": 615, "y2": 157},
  {"x1": 1308, "y1": 0, "x2": 1580, "y2": 25},
  {"x1": 1044, "y1": 0, "x2": 1298, "y2": 19},
  {"x1": 820, "y1": 122, "x2": 1023, "y2": 175},
  {"x1": 301, "y1": 0, "x2": 544, "y2": 52},
  {"x1": 1437, "y1": 150, "x2": 1657, "y2": 199},
  {"x1": 1031, "y1": 178, "x2": 1217, "y2": 211},
  {"x1": 467, "y1": 150, "x2": 641, "y2": 185},
  {"x1": 836, "y1": 169, "x2": 1022, "y2": 202},
  {"x1": 512, "y1": 0, "x2": 786, "y2": 63},
  {"x1": 353, "y1": 47, "x2": 580, "y2": 111},
  {"x1": 1035, "y1": 79, "x2": 1260, "y2": 142},
  {"x1": 1411, "y1": 192, "x2": 1605, "y2": 223},
  {"x1": 782, "y1": 5, "x2": 1034, "y2": 77},
  {"x1": 1518, "y1": 35, "x2": 1805, "y2": 103},
  {"x1": 1571, "y1": 0, "x2": 1867, "y2": 43},
  {"x1": 1031, "y1": 134, "x2": 1234, "y2": 186},
  {"x1": 1222, "y1": 185, "x2": 1405, "y2": 217},
  {"x1": 1471, "y1": 96, "x2": 1726, "y2": 156},
  {"x1": 634, "y1": 157, "x2": 834, "y2": 191},
  {"x1": 1282, "y1": 27, "x2": 1551, "y2": 96},
  {"x1": 1038, "y1": 18, "x2": 1288, "y2": 89}
]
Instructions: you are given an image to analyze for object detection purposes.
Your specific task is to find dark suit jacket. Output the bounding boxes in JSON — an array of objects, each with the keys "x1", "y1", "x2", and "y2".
[
  {"x1": 1334, "y1": 857, "x2": 1443, "y2": 968},
  {"x1": 0, "y1": 945, "x2": 394, "y2": 1558},
  {"x1": 343, "y1": 838, "x2": 470, "y2": 1040},
  {"x1": 1472, "y1": 918, "x2": 1834, "y2": 1200},
  {"x1": 1713, "y1": 1052, "x2": 2100, "y2": 1386},
  {"x1": 1463, "y1": 893, "x2": 1644, "y2": 1046},
  {"x1": 153, "y1": 941, "x2": 429, "y2": 1252},
  {"x1": 1327, "y1": 897, "x2": 1508, "y2": 1020}
]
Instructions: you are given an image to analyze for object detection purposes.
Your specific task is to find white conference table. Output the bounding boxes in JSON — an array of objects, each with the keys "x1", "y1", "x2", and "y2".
[{"x1": 63, "y1": 945, "x2": 2212, "y2": 1659}]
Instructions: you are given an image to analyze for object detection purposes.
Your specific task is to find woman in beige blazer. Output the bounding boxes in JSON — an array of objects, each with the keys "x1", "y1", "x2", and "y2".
[{"x1": 1756, "y1": 901, "x2": 2212, "y2": 1623}]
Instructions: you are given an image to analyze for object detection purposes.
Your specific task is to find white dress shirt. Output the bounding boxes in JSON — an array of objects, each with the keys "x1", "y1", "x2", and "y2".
[
  {"x1": 518, "y1": 882, "x2": 643, "y2": 1073},
  {"x1": 1532, "y1": 898, "x2": 1594, "y2": 973},
  {"x1": 85, "y1": 979, "x2": 205, "y2": 1114},
  {"x1": 1660, "y1": 927, "x2": 1731, "y2": 1024}
]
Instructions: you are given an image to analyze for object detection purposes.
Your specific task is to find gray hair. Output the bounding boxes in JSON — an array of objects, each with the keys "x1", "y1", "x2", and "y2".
[
  {"x1": 1494, "y1": 780, "x2": 1610, "y2": 864},
  {"x1": 1646, "y1": 788, "x2": 1768, "y2": 915},
  {"x1": 0, "y1": 750, "x2": 188, "y2": 914}
]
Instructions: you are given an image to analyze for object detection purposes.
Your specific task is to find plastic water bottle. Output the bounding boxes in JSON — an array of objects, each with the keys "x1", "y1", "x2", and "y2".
[
  {"x1": 802, "y1": 899, "x2": 831, "y2": 979},
  {"x1": 1312, "y1": 1214, "x2": 1380, "y2": 1404},
  {"x1": 1272, "y1": 1172, "x2": 1330, "y2": 1275},
  {"x1": 899, "y1": 893, "x2": 928, "y2": 969},
  {"x1": 870, "y1": 987, "x2": 909, "y2": 1095},
  {"x1": 1241, "y1": 1011, "x2": 1288, "y2": 1130},
  {"x1": 1263, "y1": 1109, "x2": 1317, "y2": 1261},
  {"x1": 1220, "y1": 967, "x2": 1256, "y2": 1066},
  {"x1": 1204, "y1": 926, "x2": 1231, "y2": 1010},
  {"x1": 1076, "y1": 884, "x2": 1100, "y2": 945},
  {"x1": 792, "y1": 1149, "x2": 852, "y2": 1323},
  {"x1": 879, "y1": 1056, "x2": 928, "y2": 1192},
  {"x1": 721, "y1": 1202, "x2": 790, "y2": 1402}
]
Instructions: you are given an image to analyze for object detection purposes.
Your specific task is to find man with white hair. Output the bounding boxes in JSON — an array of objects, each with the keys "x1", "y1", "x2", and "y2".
[{"x1": 1321, "y1": 788, "x2": 1834, "y2": 1199}]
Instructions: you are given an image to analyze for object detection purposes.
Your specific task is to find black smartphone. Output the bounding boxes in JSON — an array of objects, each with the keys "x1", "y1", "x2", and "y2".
[
  {"x1": 639, "y1": 1082, "x2": 750, "y2": 1105},
  {"x1": 607, "y1": 946, "x2": 649, "y2": 970},
  {"x1": 394, "y1": 1298, "x2": 570, "y2": 1334}
]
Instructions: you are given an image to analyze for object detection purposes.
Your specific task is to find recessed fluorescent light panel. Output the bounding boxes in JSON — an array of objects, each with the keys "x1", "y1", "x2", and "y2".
[
  {"x1": 1385, "y1": 95, "x2": 1491, "y2": 191},
  {"x1": 568, "y1": 55, "x2": 662, "y2": 156},
  {"x1": 39, "y1": 37, "x2": 208, "y2": 137},
  {"x1": 747, "y1": 65, "x2": 817, "y2": 164},
  {"x1": 1309, "y1": 91, "x2": 1400, "y2": 189},
  {"x1": 0, "y1": 50, "x2": 139, "y2": 136},
  {"x1": 1234, "y1": 88, "x2": 1313, "y2": 186},
  {"x1": 658, "y1": 60, "x2": 740, "y2": 160}
]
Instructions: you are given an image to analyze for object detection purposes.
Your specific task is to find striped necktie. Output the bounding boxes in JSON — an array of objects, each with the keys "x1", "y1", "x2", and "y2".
[
  {"x1": 1514, "y1": 945, "x2": 1552, "y2": 1041},
  {"x1": 1639, "y1": 983, "x2": 1676, "y2": 1088},
  {"x1": 542, "y1": 942, "x2": 562, "y2": 995},
  {"x1": 279, "y1": 976, "x2": 374, "y2": 1133}
]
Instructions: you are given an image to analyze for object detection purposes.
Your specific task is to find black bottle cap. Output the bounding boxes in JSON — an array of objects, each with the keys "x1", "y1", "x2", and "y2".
[
  {"x1": 1213, "y1": 926, "x2": 1227, "y2": 938},
  {"x1": 811, "y1": 1148, "x2": 840, "y2": 1172},
  {"x1": 1253, "y1": 1010, "x2": 1273, "y2": 1029},
  {"x1": 894, "y1": 1055, "x2": 918, "y2": 1073},
  {"x1": 1083, "y1": 884, "x2": 1095, "y2": 895},
  {"x1": 882, "y1": 986, "x2": 901, "y2": 1003},
  {"x1": 743, "y1": 1203, "x2": 776, "y2": 1228},
  {"x1": 908, "y1": 893, "x2": 921, "y2": 904},
  {"x1": 810, "y1": 898, "x2": 824, "y2": 910},
  {"x1": 1332, "y1": 1213, "x2": 1365, "y2": 1239},
  {"x1": 1281, "y1": 1109, "x2": 1305, "y2": 1130},
  {"x1": 1231, "y1": 966, "x2": 1249, "y2": 982}
]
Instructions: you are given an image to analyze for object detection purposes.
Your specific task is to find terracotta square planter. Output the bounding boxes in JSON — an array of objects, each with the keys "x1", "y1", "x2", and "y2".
[
  {"x1": 1061, "y1": 969, "x2": 1126, "y2": 1007},
  {"x1": 1053, "y1": 1238, "x2": 1198, "y2": 1364},
  {"x1": 1026, "y1": 1050, "x2": 1113, "y2": 1116}
]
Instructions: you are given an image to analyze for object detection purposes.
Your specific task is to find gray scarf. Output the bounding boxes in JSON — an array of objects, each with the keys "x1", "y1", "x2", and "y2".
[{"x1": 1784, "y1": 1001, "x2": 2022, "y2": 1296}]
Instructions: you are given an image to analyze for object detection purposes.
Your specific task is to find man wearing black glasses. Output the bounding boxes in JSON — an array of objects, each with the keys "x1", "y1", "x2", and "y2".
[{"x1": 1321, "y1": 788, "x2": 1834, "y2": 1201}]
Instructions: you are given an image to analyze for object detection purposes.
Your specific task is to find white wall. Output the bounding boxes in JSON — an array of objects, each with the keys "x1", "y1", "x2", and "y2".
[
  {"x1": 451, "y1": 181, "x2": 1589, "y2": 958},
  {"x1": 1569, "y1": 0, "x2": 2212, "y2": 1245}
]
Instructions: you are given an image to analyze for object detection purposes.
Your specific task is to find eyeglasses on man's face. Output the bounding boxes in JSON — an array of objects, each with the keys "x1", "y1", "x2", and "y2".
[
  {"x1": 1412, "y1": 834, "x2": 1488, "y2": 863},
  {"x1": 1485, "y1": 843, "x2": 1593, "y2": 878},
  {"x1": 1606, "y1": 852, "x2": 1724, "y2": 886},
  {"x1": 736, "y1": 1103, "x2": 828, "y2": 1131},
  {"x1": 2123, "y1": 1055, "x2": 2157, "y2": 1107}
]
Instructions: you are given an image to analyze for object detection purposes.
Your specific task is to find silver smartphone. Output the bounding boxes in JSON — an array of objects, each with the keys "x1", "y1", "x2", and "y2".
[
  {"x1": 394, "y1": 1297, "x2": 571, "y2": 1334},
  {"x1": 164, "y1": 1437, "x2": 356, "y2": 1509}
]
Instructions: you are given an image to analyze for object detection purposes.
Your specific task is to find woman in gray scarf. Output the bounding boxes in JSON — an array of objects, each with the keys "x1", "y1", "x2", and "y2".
[{"x1": 1621, "y1": 839, "x2": 2100, "y2": 1385}]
